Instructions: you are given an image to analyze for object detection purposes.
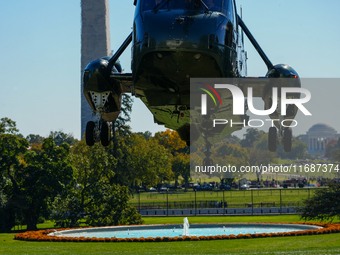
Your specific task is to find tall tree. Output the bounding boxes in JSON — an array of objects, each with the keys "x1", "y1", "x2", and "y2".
[
  {"x1": 113, "y1": 94, "x2": 133, "y2": 133},
  {"x1": 111, "y1": 94, "x2": 133, "y2": 170},
  {"x1": 153, "y1": 129, "x2": 187, "y2": 155},
  {"x1": 49, "y1": 131, "x2": 77, "y2": 146},
  {"x1": 240, "y1": 128, "x2": 264, "y2": 148},
  {"x1": 0, "y1": 133, "x2": 29, "y2": 231},
  {"x1": 300, "y1": 181, "x2": 340, "y2": 223},
  {"x1": 26, "y1": 134, "x2": 44, "y2": 145},
  {"x1": 136, "y1": 131, "x2": 152, "y2": 141},
  {"x1": 172, "y1": 153, "x2": 190, "y2": 188},
  {"x1": 255, "y1": 133, "x2": 307, "y2": 159},
  {"x1": 0, "y1": 135, "x2": 73, "y2": 231},
  {"x1": 248, "y1": 147, "x2": 277, "y2": 181},
  {"x1": 325, "y1": 139, "x2": 338, "y2": 158},
  {"x1": 0, "y1": 117, "x2": 19, "y2": 134},
  {"x1": 52, "y1": 139, "x2": 142, "y2": 227},
  {"x1": 22, "y1": 138, "x2": 74, "y2": 230}
]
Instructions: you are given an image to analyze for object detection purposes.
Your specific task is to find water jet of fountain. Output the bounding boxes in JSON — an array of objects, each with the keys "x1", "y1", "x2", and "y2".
[{"x1": 183, "y1": 217, "x2": 189, "y2": 236}]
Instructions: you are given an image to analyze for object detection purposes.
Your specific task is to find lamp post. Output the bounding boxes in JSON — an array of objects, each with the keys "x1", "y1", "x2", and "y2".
[
  {"x1": 223, "y1": 189, "x2": 225, "y2": 216},
  {"x1": 195, "y1": 189, "x2": 197, "y2": 216},
  {"x1": 139, "y1": 190, "x2": 141, "y2": 213},
  {"x1": 167, "y1": 188, "x2": 169, "y2": 216}
]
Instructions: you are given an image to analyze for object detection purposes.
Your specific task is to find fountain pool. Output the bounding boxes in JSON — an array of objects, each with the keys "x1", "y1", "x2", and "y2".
[{"x1": 49, "y1": 221, "x2": 322, "y2": 239}]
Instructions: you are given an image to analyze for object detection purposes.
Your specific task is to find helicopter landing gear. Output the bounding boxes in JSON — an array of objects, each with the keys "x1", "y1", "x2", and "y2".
[
  {"x1": 283, "y1": 127, "x2": 292, "y2": 152},
  {"x1": 268, "y1": 127, "x2": 277, "y2": 152},
  {"x1": 100, "y1": 121, "x2": 111, "y2": 147},
  {"x1": 85, "y1": 120, "x2": 111, "y2": 147},
  {"x1": 203, "y1": 144, "x2": 213, "y2": 167},
  {"x1": 86, "y1": 121, "x2": 96, "y2": 146},
  {"x1": 267, "y1": 126, "x2": 292, "y2": 152}
]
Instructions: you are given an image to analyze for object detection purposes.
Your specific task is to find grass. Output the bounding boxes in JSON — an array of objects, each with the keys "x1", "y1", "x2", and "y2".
[
  {"x1": 2, "y1": 233, "x2": 340, "y2": 255},
  {"x1": 130, "y1": 188, "x2": 317, "y2": 208},
  {"x1": 2, "y1": 215, "x2": 340, "y2": 255},
  {"x1": 11, "y1": 221, "x2": 56, "y2": 231}
]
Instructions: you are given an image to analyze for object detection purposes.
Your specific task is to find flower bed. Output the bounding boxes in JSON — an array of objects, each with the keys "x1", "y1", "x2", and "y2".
[{"x1": 14, "y1": 222, "x2": 340, "y2": 243}]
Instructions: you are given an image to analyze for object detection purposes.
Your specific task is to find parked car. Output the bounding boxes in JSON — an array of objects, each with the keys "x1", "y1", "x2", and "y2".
[
  {"x1": 220, "y1": 184, "x2": 231, "y2": 190},
  {"x1": 240, "y1": 184, "x2": 250, "y2": 190},
  {"x1": 231, "y1": 182, "x2": 239, "y2": 189},
  {"x1": 147, "y1": 187, "x2": 157, "y2": 192},
  {"x1": 159, "y1": 187, "x2": 167, "y2": 192},
  {"x1": 193, "y1": 184, "x2": 201, "y2": 191},
  {"x1": 305, "y1": 183, "x2": 317, "y2": 188},
  {"x1": 202, "y1": 184, "x2": 212, "y2": 191}
]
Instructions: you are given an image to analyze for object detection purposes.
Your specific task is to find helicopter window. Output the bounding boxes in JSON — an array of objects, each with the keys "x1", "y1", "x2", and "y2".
[
  {"x1": 143, "y1": 0, "x2": 193, "y2": 11},
  {"x1": 223, "y1": 0, "x2": 235, "y2": 23},
  {"x1": 205, "y1": 0, "x2": 222, "y2": 12}
]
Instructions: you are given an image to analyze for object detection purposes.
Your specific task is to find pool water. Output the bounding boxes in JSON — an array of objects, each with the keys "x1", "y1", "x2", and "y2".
[{"x1": 58, "y1": 225, "x2": 318, "y2": 239}]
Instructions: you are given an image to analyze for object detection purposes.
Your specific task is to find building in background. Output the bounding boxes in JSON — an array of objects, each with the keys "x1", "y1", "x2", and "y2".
[{"x1": 300, "y1": 123, "x2": 340, "y2": 156}]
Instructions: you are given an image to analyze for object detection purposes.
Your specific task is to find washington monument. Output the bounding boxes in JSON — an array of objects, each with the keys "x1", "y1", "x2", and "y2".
[{"x1": 81, "y1": 0, "x2": 111, "y2": 137}]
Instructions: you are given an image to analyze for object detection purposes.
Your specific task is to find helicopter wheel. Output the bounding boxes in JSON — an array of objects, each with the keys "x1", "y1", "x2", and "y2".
[
  {"x1": 268, "y1": 127, "x2": 277, "y2": 152},
  {"x1": 203, "y1": 157, "x2": 213, "y2": 167},
  {"x1": 283, "y1": 127, "x2": 292, "y2": 152},
  {"x1": 86, "y1": 121, "x2": 95, "y2": 146},
  {"x1": 100, "y1": 121, "x2": 111, "y2": 147}
]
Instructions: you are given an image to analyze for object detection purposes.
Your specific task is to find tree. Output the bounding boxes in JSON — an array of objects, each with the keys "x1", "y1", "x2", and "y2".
[
  {"x1": 113, "y1": 94, "x2": 133, "y2": 134},
  {"x1": 129, "y1": 134, "x2": 173, "y2": 187},
  {"x1": 109, "y1": 132, "x2": 173, "y2": 188},
  {"x1": 0, "y1": 135, "x2": 73, "y2": 231},
  {"x1": 136, "y1": 131, "x2": 152, "y2": 141},
  {"x1": 85, "y1": 184, "x2": 142, "y2": 226},
  {"x1": 220, "y1": 135, "x2": 241, "y2": 146},
  {"x1": 300, "y1": 181, "x2": 340, "y2": 223},
  {"x1": 153, "y1": 129, "x2": 187, "y2": 154},
  {"x1": 26, "y1": 134, "x2": 44, "y2": 145},
  {"x1": 49, "y1": 131, "x2": 77, "y2": 146},
  {"x1": 325, "y1": 139, "x2": 338, "y2": 158},
  {"x1": 0, "y1": 133, "x2": 29, "y2": 232},
  {"x1": 29, "y1": 143, "x2": 43, "y2": 154},
  {"x1": 255, "y1": 133, "x2": 307, "y2": 160},
  {"x1": 332, "y1": 149, "x2": 340, "y2": 162},
  {"x1": 0, "y1": 117, "x2": 19, "y2": 134},
  {"x1": 240, "y1": 128, "x2": 264, "y2": 148},
  {"x1": 212, "y1": 143, "x2": 250, "y2": 181},
  {"x1": 52, "y1": 139, "x2": 143, "y2": 227},
  {"x1": 110, "y1": 94, "x2": 133, "y2": 173},
  {"x1": 275, "y1": 138, "x2": 307, "y2": 159},
  {"x1": 333, "y1": 138, "x2": 340, "y2": 163},
  {"x1": 248, "y1": 147, "x2": 277, "y2": 181},
  {"x1": 172, "y1": 153, "x2": 190, "y2": 188},
  {"x1": 22, "y1": 138, "x2": 74, "y2": 230},
  {"x1": 331, "y1": 139, "x2": 340, "y2": 172}
]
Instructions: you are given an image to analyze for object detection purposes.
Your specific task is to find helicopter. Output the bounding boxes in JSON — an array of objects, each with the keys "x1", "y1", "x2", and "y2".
[{"x1": 83, "y1": 0, "x2": 303, "y2": 156}]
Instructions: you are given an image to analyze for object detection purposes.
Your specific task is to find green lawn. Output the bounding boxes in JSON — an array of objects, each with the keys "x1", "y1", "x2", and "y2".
[
  {"x1": 130, "y1": 188, "x2": 317, "y2": 209},
  {"x1": 2, "y1": 215, "x2": 340, "y2": 255}
]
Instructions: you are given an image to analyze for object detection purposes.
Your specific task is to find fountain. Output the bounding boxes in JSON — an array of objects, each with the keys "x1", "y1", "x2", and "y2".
[
  {"x1": 183, "y1": 217, "x2": 189, "y2": 236},
  {"x1": 48, "y1": 219, "x2": 322, "y2": 239}
]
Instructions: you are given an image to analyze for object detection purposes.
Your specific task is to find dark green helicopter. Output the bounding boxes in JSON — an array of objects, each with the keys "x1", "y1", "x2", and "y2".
[{"x1": 83, "y1": 0, "x2": 302, "y2": 155}]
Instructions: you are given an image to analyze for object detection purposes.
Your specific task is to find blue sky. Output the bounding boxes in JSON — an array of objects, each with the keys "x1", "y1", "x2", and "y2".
[{"x1": 0, "y1": 0, "x2": 339, "y2": 140}]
